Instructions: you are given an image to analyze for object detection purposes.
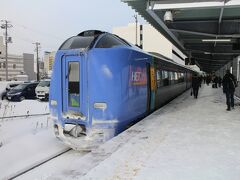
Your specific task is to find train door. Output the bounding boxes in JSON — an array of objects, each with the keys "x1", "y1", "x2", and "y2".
[
  {"x1": 146, "y1": 63, "x2": 151, "y2": 113},
  {"x1": 147, "y1": 63, "x2": 156, "y2": 113},
  {"x1": 62, "y1": 56, "x2": 82, "y2": 114},
  {"x1": 150, "y1": 65, "x2": 157, "y2": 111}
]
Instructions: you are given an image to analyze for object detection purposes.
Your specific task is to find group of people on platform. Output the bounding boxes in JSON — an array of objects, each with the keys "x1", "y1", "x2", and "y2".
[{"x1": 191, "y1": 70, "x2": 238, "y2": 111}]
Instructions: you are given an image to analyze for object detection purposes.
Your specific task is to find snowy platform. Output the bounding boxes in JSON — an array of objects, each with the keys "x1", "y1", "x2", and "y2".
[{"x1": 20, "y1": 85, "x2": 240, "y2": 180}]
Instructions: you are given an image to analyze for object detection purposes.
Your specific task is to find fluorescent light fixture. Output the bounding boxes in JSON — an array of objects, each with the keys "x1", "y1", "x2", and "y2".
[
  {"x1": 153, "y1": 2, "x2": 223, "y2": 10},
  {"x1": 204, "y1": 52, "x2": 211, "y2": 55},
  {"x1": 202, "y1": 39, "x2": 231, "y2": 42}
]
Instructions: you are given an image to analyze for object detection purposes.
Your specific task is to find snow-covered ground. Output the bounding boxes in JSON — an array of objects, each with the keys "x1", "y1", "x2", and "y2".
[
  {"x1": 15, "y1": 84, "x2": 240, "y2": 180},
  {"x1": 0, "y1": 98, "x2": 69, "y2": 179}
]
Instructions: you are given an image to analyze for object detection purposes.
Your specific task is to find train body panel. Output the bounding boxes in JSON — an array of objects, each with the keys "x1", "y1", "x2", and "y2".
[
  {"x1": 49, "y1": 30, "x2": 194, "y2": 150},
  {"x1": 88, "y1": 47, "x2": 152, "y2": 135}
]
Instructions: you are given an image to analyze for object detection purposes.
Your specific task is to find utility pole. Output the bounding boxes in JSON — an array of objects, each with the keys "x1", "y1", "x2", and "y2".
[
  {"x1": 133, "y1": 14, "x2": 138, "y2": 46},
  {"x1": 1, "y1": 20, "x2": 13, "y2": 81},
  {"x1": 33, "y1": 42, "x2": 40, "y2": 81}
]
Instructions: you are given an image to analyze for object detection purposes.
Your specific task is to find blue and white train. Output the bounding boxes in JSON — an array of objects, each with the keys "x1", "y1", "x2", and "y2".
[{"x1": 49, "y1": 30, "x2": 194, "y2": 150}]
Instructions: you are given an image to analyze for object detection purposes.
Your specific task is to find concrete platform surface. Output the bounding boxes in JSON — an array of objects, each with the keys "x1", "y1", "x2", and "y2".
[{"x1": 22, "y1": 85, "x2": 240, "y2": 180}]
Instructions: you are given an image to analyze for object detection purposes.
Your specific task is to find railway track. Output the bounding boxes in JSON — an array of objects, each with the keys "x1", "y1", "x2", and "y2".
[
  {"x1": 6, "y1": 148, "x2": 72, "y2": 180},
  {"x1": 1, "y1": 113, "x2": 50, "y2": 120}
]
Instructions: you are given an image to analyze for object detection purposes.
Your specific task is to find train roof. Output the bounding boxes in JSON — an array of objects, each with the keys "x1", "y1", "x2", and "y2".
[
  {"x1": 60, "y1": 30, "x2": 197, "y2": 73},
  {"x1": 148, "y1": 52, "x2": 197, "y2": 73},
  {"x1": 77, "y1": 30, "x2": 106, "y2": 37}
]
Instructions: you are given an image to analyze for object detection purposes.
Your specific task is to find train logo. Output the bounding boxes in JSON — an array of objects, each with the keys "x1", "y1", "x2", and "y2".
[{"x1": 130, "y1": 66, "x2": 147, "y2": 86}]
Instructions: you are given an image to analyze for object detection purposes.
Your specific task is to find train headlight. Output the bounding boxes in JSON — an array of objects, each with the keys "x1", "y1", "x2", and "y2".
[
  {"x1": 94, "y1": 102, "x2": 107, "y2": 110},
  {"x1": 50, "y1": 100, "x2": 57, "y2": 106}
]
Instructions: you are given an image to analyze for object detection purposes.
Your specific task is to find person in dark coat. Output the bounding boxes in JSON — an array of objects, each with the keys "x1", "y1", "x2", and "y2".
[
  {"x1": 203, "y1": 76, "x2": 206, "y2": 84},
  {"x1": 222, "y1": 70, "x2": 237, "y2": 111},
  {"x1": 206, "y1": 75, "x2": 211, "y2": 85},
  {"x1": 192, "y1": 74, "x2": 200, "y2": 99},
  {"x1": 213, "y1": 76, "x2": 218, "y2": 88},
  {"x1": 218, "y1": 76, "x2": 222, "y2": 87},
  {"x1": 198, "y1": 75, "x2": 203, "y2": 88}
]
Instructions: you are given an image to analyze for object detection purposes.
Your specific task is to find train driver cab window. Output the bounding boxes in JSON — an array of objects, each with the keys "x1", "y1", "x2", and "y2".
[
  {"x1": 59, "y1": 36, "x2": 94, "y2": 50},
  {"x1": 95, "y1": 35, "x2": 126, "y2": 48},
  {"x1": 68, "y1": 62, "x2": 80, "y2": 107}
]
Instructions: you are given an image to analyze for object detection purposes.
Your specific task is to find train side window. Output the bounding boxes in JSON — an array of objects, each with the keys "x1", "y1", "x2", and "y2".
[
  {"x1": 162, "y1": 70, "x2": 169, "y2": 86},
  {"x1": 177, "y1": 72, "x2": 182, "y2": 83},
  {"x1": 156, "y1": 70, "x2": 162, "y2": 88},
  {"x1": 178, "y1": 72, "x2": 185, "y2": 83},
  {"x1": 182, "y1": 73, "x2": 185, "y2": 82},
  {"x1": 174, "y1": 72, "x2": 178, "y2": 83},
  {"x1": 169, "y1": 72, "x2": 174, "y2": 85},
  {"x1": 95, "y1": 34, "x2": 126, "y2": 48}
]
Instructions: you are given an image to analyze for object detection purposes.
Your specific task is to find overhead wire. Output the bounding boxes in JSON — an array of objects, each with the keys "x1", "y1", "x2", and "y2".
[{"x1": 13, "y1": 22, "x2": 65, "y2": 41}]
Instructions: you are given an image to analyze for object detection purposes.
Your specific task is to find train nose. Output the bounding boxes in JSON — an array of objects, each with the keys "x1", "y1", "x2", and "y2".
[{"x1": 64, "y1": 124, "x2": 86, "y2": 138}]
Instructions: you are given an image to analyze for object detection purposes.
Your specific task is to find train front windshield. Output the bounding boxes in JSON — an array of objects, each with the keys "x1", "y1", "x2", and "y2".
[
  {"x1": 59, "y1": 36, "x2": 94, "y2": 50},
  {"x1": 68, "y1": 62, "x2": 80, "y2": 107}
]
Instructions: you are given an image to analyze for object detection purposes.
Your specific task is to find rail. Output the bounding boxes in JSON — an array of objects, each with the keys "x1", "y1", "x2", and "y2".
[
  {"x1": 1, "y1": 113, "x2": 50, "y2": 120},
  {"x1": 6, "y1": 148, "x2": 72, "y2": 180}
]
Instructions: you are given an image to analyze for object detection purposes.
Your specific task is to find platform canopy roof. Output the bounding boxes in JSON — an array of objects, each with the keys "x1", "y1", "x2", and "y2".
[{"x1": 122, "y1": 0, "x2": 240, "y2": 73}]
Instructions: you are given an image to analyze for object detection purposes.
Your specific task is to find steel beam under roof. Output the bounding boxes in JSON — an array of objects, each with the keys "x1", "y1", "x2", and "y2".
[
  {"x1": 152, "y1": 0, "x2": 240, "y2": 10},
  {"x1": 122, "y1": 0, "x2": 240, "y2": 73}
]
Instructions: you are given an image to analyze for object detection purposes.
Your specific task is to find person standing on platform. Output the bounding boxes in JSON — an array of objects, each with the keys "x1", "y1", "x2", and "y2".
[
  {"x1": 198, "y1": 75, "x2": 203, "y2": 88},
  {"x1": 218, "y1": 76, "x2": 222, "y2": 87},
  {"x1": 206, "y1": 75, "x2": 211, "y2": 85},
  {"x1": 203, "y1": 76, "x2": 206, "y2": 84},
  {"x1": 192, "y1": 74, "x2": 200, "y2": 99},
  {"x1": 213, "y1": 76, "x2": 218, "y2": 88},
  {"x1": 222, "y1": 70, "x2": 237, "y2": 111}
]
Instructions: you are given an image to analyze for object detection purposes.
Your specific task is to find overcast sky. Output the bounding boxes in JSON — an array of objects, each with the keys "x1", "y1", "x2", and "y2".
[{"x1": 0, "y1": 0, "x2": 146, "y2": 57}]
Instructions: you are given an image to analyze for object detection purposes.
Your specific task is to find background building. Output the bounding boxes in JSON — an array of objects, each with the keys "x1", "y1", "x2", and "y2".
[
  {"x1": 0, "y1": 36, "x2": 5, "y2": 56},
  {"x1": 44, "y1": 51, "x2": 56, "y2": 76},
  {"x1": 0, "y1": 53, "x2": 24, "y2": 81},
  {"x1": 112, "y1": 23, "x2": 186, "y2": 65},
  {"x1": 23, "y1": 53, "x2": 36, "y2": 81},
  {"x1": 0, "y1": 36, "x2": 35, "y2": 81}
]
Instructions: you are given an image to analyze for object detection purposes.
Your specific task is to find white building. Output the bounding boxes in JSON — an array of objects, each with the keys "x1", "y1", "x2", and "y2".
[
  {"x1": 44, "y1": 51, "x2": 56, "y2": 76},
  {"x1": 112, "y1": 23, "x2": 186, "y2": 65},
  {"x1": 0, "y1": 36, "x2": 35, "y2": 81},
  {"x1": 0, "y1": 54, "x2": 24, "y2": 81}
]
